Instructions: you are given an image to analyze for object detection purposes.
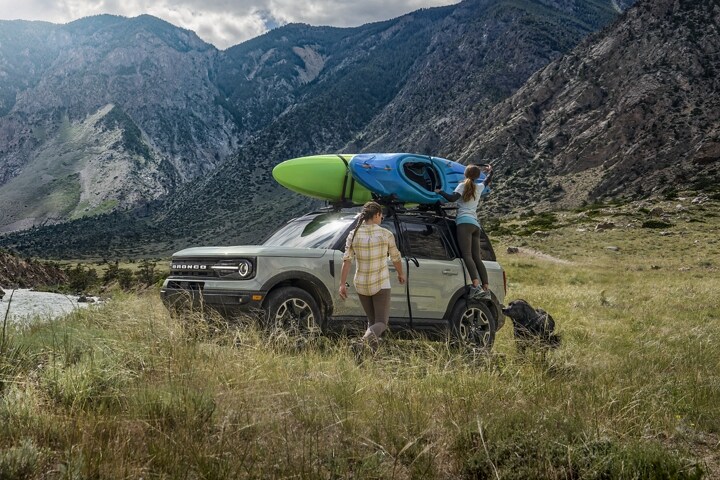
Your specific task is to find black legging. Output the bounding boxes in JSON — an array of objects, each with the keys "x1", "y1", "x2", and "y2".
[
  {"x1": 457, "y1": 223, "x2": 489, "y2": 285},
  {"x1": 357, "y1": 289, "x2": 391, "y2": 349}
]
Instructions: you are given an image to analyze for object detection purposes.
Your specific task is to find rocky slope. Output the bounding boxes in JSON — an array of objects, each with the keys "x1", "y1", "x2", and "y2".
[
  {"x1": 347, "y1": 0, "x2": 623, "y2": 156},
  {"x1": 460, "y1": 0, "x2": 720, "y2": 214},
  {"x1": 0, "y1": 15, "x2": 236, "y2": 232},
  {"x1": 0, "y1": 249, "x2": 67, "y2": 288}
]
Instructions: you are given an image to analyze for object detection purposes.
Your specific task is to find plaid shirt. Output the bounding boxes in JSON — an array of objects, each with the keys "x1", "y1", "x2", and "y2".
[{"x1": 343, "y1": 224, "x2": 402, "y2": 296}]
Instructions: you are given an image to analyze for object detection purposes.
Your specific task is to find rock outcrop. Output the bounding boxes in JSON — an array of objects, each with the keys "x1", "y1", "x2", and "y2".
[{"x1": 0, "y1": 250, "x2": 68, "y2": 288}]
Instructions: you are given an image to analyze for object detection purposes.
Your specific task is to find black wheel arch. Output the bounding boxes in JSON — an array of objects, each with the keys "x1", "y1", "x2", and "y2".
[
  {"x1": 442, "y1": 287, "x2": 503, "y2": 325},
  {"x1": 261, "y1": 271, "x2": 334, "y2": 318}
]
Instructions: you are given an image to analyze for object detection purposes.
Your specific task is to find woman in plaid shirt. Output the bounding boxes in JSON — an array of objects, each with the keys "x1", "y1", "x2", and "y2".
[{"x1": 339, "y1": 201, "x2": 405, "y2": 354}]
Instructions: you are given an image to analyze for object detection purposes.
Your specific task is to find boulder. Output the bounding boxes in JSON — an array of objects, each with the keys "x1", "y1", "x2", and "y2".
[{"x1": 595, "y1": 222, "x2": 615, "y2": 231}]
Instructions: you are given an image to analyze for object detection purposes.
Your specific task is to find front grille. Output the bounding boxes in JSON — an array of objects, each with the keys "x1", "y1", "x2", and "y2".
[
  {"x1": 170, "y1": 257, "x2": 255, "y2": 280},
  {"x1": 166, "y1": 280, "x2": 204, "y2": 290}
]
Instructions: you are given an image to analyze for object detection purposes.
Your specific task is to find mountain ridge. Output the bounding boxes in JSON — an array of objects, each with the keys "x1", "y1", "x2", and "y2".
[
  {"x1": 9, "y1": 0, "x2": 706, "y2": 259},
  {"x1": 459, "y1": 0, "x2": 720, "y2": 214}
]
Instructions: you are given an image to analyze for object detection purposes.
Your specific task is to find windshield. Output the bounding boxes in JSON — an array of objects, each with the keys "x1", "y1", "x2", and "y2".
[{"x1": 263, "y1": 212, "x2": 357, "y2": 249}]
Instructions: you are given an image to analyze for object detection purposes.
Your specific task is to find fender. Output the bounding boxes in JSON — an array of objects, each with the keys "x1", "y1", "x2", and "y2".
[
  {"x1": 260, "y1": 270, "x2": 334, "y2": 316},
  {"x1": 442, "y1": 287, "x2": 502, "y2": 326}
]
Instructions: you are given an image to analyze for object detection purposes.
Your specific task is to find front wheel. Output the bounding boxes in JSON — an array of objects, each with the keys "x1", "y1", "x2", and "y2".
[
  {"x1": 264, "y1": 286, "x2": 323, "y2": 335},
  {"x1": 449, "y1": 299, "x2": 497, "y2": 351}
]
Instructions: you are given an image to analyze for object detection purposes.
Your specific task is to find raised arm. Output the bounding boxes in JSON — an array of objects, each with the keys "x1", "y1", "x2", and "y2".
[{"x1": 482, "y1": 165, "x2": 494, "y2": 186}]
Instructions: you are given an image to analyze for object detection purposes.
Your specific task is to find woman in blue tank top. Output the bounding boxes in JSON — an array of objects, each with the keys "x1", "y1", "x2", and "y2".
[{"x1": 436, "y1": 164, "x2": 493, "y2": 300}]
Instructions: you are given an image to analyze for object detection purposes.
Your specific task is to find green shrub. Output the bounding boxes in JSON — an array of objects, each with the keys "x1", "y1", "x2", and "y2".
[
  {"x1": 642, "y1": 220, "x2": 673, "y2": 229},
  {"x1": 0, "y1": 439, "x2": 48, "y2": 479}
]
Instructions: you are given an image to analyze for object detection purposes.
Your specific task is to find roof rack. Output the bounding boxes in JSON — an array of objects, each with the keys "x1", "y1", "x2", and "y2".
[{"x1": 323, "y1": 197, "x2": 458, "y2": 220}]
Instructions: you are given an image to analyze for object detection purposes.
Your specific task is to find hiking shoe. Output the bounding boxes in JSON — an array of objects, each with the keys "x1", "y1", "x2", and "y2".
[{"x1": 469, "y1": 286, "x2": 491, "y2": 300}]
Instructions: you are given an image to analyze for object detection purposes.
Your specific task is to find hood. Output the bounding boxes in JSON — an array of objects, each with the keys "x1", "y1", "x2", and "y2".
[{"x1": 171, "y1": 245, "x2": 329, "y2": 259}]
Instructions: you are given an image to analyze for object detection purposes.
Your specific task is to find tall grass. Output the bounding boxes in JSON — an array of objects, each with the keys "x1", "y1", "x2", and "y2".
[{"x1": 0, "y1": 200, "x2": 717, "y2": 478}]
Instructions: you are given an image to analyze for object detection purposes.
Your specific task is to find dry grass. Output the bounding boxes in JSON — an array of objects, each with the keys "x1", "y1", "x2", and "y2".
[{"x1": 0, "y1": 197, "x2": 718, "y2": 478}]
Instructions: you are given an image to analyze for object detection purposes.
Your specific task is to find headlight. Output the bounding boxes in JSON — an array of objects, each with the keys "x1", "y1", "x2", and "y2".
[
  {"x1": 237, "y1": 259, "x2": 252, "y2": 278},
  {"x1": 211, "y1": 258, "x2": 255, "y2": 279}
]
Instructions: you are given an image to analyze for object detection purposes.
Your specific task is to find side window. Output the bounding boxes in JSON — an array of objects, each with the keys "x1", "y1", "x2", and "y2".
[{"x1": 402, "y1": 222, "x2": 453, "y2": 261}]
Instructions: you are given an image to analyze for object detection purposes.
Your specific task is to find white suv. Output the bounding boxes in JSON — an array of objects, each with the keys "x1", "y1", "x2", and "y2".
[{"x1": 161, "y1": 208, "x2": 506, "y2": 349}]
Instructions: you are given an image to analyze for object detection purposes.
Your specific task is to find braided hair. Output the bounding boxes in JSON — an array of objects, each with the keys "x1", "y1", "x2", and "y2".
[
  {"x1": 349, "y1": 201, "x2": 383, "y2": 247},
  {"x1": 461, "y1": 164, "x2": 481, "y2": 202}
]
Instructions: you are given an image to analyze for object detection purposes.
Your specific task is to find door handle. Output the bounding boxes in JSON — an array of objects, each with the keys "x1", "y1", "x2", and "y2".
[{"x1": 442, "y1": 269, "x2": 459, "y2": 275}]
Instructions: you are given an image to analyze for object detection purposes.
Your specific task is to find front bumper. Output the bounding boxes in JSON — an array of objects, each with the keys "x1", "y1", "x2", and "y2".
[{"x1": 160, "y1": 281, "x2": 266, "y2": 314}]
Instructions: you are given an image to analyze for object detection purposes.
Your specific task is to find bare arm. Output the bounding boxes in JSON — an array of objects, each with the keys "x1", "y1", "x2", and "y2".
[
  {"x1": 339, "y1": 230, "x2": 355, "y2": 300},
  {"x1": 482, "y1": 166, "x2": 494, "y2": 187},
  {"x1": 392, "y1": 259, "x2": 405, "y2": 284},
  {"x1": 339, "y1": 259, "x2": 352, "y2": 299}
]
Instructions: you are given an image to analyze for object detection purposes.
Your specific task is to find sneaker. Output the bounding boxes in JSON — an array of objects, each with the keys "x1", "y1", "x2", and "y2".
[{"x1": 469, "y1": 286, "x2": 491, "y2": 300}]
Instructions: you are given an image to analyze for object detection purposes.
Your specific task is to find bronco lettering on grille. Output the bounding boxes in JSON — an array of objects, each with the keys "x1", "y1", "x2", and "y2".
[{"x1": 172, "y1": 264, "x2": 209, "y2": 270}]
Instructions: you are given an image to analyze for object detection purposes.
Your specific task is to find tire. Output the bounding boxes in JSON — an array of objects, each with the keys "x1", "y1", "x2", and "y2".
[
  {"x1": 264, "y1": 286, "x2": 323, "y2": 335},
  {"x1": 449, "y1": 299, "x2": 497, "y2": 351}
]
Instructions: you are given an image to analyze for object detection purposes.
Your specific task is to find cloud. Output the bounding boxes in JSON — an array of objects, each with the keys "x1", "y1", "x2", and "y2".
[{"x1": 0, "y1": 0, "x2": 455, "y2": 49}]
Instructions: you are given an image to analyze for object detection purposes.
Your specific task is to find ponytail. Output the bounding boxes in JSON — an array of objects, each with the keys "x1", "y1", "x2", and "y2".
[
  {"x1": 462, "y1": 178, "x2": 477, "y2": 203},
  {"x1": 462, "y1": 165, "x2": 481, "y2": 202}
]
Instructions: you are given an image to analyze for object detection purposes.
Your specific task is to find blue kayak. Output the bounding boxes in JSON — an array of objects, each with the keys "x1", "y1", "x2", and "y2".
[{"x1": 348, "y1": 153, "x2": 489, "y2": 204}]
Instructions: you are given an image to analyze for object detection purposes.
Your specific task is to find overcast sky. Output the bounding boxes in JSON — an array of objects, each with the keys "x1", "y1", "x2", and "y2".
[{"x1": 0, "y1": 0, "x2": 456, "y2": 49}]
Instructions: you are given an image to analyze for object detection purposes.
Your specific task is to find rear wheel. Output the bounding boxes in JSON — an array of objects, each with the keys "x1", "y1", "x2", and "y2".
[
  {"x1": 264, "y1": 286, "x2": 323, "y2": 335},
  {"x1": 449, "y1": 299, "x2": 497, "y2": 351}
]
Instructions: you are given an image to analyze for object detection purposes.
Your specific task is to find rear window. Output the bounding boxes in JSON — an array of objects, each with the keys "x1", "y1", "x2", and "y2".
[
  {"x1": 402, "y1": 222, "x2": 454, "y2": 260},
  {"x1": 263, "y1": 213, "x2": 356, "y2": 249}
]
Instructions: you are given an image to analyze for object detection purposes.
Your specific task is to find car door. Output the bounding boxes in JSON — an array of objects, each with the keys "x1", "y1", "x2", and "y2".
[{"x1": 398, "y1": 217, "x2": 465, "y2": 322}]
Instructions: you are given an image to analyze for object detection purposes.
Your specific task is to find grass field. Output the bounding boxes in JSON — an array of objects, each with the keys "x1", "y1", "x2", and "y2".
[{"x1": 0, "y1": 197, "x2": 718, "y2": 479}]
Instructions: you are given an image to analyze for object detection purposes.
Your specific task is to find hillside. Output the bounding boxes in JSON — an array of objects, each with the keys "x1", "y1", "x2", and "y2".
[
  {"x1": 0, "y1": 16, "x2": 234, "y2": 232},
  {"x1": 0, "y1": 249, "x2": 67, "y2": 288},
  {"x1": 0, "y1": 0, "x2": 633, "y2": 257},
  {"x1": 460, "y1": 0, "x2": 720, "y2": 214},
  {"x1": 347, "y1": 0, "x2": 624, "y2": 156}
]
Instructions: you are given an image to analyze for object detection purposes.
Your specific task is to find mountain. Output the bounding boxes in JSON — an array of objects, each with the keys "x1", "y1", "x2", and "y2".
[
  {"x1": 347, "y1": 0, "x2": 626, "y2": 155},
  {"x1": 458, "y1": 0, "x2": 720, "y2": 213},
  {"x1": 0, "y1": 15, "x2": 236, "y2": 232},
  {"x1": 153, "y1": 0, "x2": 632, "y2": 249},
  {"x1": 0, "y1": 0, "x2": 635, "y2": 258}
]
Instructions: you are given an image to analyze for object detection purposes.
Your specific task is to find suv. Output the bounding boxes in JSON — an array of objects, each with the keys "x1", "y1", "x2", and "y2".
[{"x1": 160, "y1": 207, "x2": 507, "y2": 349}]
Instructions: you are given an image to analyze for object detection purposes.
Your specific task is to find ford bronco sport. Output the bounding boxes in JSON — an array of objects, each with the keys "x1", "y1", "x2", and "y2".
[{"x1": 160, "y1": 207, "x2": 507, "y2": 349}]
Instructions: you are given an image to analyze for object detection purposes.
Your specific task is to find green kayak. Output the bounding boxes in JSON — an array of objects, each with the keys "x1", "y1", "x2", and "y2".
[{"x1": 272, "y1": 154, "x2": 373, "y2": 204}]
